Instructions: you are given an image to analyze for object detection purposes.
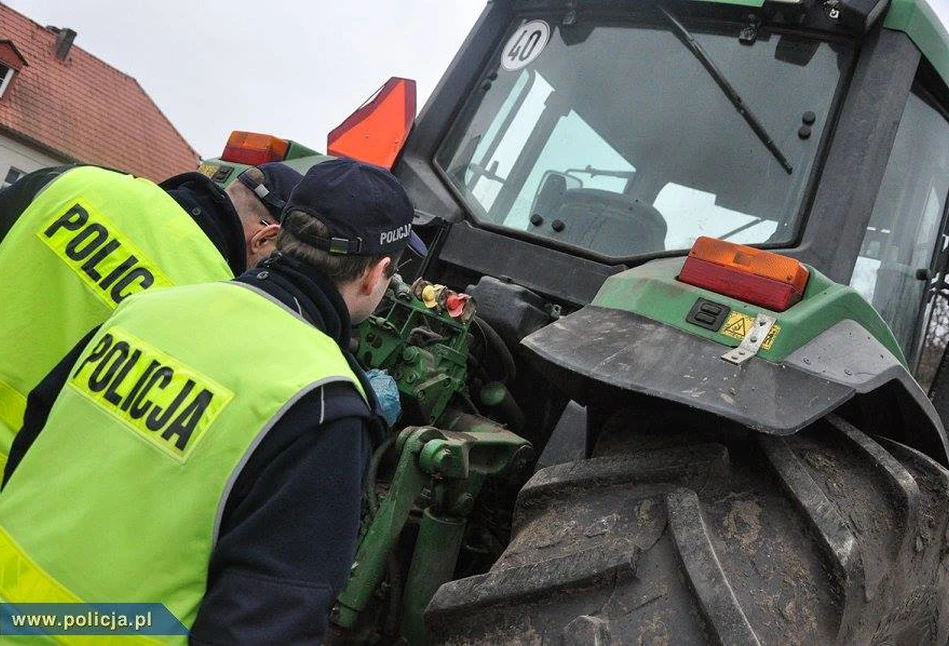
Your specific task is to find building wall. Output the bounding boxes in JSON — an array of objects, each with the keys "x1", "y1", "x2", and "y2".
[
  {"x1": 0, "y1": 5, "x2": 200, "y2": 182},
  {"x1": 0, "y1": 132, "x2": 64, "y2": 187}
]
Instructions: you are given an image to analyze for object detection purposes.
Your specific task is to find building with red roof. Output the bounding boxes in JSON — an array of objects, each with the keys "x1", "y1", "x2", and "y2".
[{"x1": 0, "y1": 3, "x2": 199, "y2": 186}]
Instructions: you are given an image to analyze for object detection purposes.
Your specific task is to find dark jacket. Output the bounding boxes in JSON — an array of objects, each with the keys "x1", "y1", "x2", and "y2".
[
  {"x1": 3, "y1": 253, "x2": 380, "y2": 644},
  {"x1": 0, "y1": 165, "x2": 247, "y2": 276}
]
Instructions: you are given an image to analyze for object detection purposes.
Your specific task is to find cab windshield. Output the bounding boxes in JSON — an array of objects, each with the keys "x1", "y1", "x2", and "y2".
[{"x1": 435, "y1": 13, "x2": 853, "y2": 259}]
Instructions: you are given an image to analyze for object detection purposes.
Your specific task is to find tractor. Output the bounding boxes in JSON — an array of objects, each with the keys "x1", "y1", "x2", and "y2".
[{"x1": 202, "y1": 0, "x2": 949, "y2": 642}]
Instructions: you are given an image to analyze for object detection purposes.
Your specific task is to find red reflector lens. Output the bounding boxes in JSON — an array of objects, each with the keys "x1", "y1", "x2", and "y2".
[
  {"x1": 327, "y1": 77, "x2": 416, "y2": 170},
  {"x1": 678, "y1": 237, "x2": 809, "y2": 312},
  {"x1": 221, "y1": 131, "x2": 289, "y2": 166}
]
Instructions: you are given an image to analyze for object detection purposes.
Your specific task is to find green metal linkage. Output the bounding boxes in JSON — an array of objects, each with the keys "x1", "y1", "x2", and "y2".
[
  {"x1": 418, "y1": 428, "x2": 531, "y2": 479},
  {"x1": 400, "y1": 509, "x2": 467, "y2": 645},
  {"x1": 335, "y1": 427, "x2": 440, "y2": 629},
  {"x1": 356, "y1": 280, "x2": 472, "y2": 424},
  {"x1": 333, "y1": 419, "x2": 532, "y2": 642},
  {"x1": 399, "y1": 421, "x2": 529, "y2": 644},
  {"x1": 592, "y1": 256, "x2": 906, "y2": 366}
]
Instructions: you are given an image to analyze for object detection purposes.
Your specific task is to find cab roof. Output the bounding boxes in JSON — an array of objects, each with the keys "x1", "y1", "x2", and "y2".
[
  {"x1": 884, "y1": 0, "x2": 949, "y2": 89},
  {"x1": 694, "y1": 0, "x2": 949, "y2": 87}
]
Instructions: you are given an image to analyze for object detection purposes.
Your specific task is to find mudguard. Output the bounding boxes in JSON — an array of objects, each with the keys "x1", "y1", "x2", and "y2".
[{"x1": 522, "y1": 307, "x2": 949, "y2": 467}]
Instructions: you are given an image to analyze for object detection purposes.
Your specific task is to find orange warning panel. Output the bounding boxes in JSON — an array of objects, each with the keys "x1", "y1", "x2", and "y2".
[{"x1": 327, "y1": 78, "x2": 417, "y2": 170}]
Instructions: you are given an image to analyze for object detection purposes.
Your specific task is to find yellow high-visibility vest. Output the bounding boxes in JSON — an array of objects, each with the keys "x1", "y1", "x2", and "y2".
[
  {"x1": 0, "y1": 166, "x2": 234, "y2": 473},
  {"x1": 0, "y1": 281, "x2": 368, "y2": 640}
]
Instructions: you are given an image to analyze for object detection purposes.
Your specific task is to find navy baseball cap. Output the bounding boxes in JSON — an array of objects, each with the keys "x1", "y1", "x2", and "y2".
[
  {"x1": 282, "y1": 159, "x2": 416, "y2": 256},
  {"x1": 237, "y1": 162, "x2": 304, "y2": 221}
]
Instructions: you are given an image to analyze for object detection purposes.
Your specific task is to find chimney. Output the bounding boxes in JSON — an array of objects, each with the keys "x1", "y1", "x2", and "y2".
[{"x1": 54, "y1": 28, "x2": 76, "y2": 60}]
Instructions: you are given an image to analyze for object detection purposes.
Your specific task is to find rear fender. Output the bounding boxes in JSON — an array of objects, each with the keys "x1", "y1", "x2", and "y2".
[{"x1": 522, "y1": 308, "x2": 949, "y2": 467}]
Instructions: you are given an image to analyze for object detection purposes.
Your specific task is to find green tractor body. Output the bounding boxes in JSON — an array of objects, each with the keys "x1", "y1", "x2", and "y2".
[
  {"x1": 205, "y1": 0, "x2": 949, "y2": 642},
  {"x1": 197, "y1": 137, "x2": 329, "y2": 186}
]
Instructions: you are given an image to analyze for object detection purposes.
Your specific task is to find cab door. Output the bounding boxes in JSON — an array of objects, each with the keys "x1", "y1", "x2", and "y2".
[{"x1": 848, "y1": 80, "x2": 949, "y2": 386}]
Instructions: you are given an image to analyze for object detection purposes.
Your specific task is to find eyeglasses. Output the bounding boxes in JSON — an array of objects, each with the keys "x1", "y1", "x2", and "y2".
[
  {"x1": 259, "y1": 217, "x2": 277, "y2": 228},
  {"x1": 238, "y1": 169, "x2": 286, "y2": 222}
]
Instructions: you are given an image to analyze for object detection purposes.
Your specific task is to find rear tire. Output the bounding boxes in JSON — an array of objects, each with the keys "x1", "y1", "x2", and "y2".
[{"x1": 427, "y1": 413, "x2": 949, "y2": 644}]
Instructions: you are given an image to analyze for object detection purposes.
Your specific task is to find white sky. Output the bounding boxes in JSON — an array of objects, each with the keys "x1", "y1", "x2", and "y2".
[
  {"x1": 4, "y1": 1, "x2": 484, "y2": 159},
  {"x1": 932, "y1": 0, "x2": 949, "y2": 27},
  {"x1": 5, "y1": 0, "x2": 949, "y2": 160}
]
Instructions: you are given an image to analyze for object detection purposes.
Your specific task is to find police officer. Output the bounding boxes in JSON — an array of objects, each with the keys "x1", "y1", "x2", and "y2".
[
  {"x1": 0, "y1": 159, "x2": 414, "y2": 643},
  {"x1": 0, "y1": 162, "x2": 302, "y2": 472}
]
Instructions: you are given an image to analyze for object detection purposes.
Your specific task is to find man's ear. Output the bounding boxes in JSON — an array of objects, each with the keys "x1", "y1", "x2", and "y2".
[
  {"x1": 249, "y1": 223, "x2": 280, "y2": 254},
  {"x1": 360, "y1": 256, "x2": 392, "y2": 295}
]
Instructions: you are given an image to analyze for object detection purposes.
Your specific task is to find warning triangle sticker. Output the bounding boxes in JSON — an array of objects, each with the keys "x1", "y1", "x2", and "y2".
[{"x1": 723, "y1": 315, "x2": 747, "y2": 337}]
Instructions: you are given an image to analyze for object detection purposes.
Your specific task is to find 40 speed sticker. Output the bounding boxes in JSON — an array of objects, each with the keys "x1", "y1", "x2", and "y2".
[
  {"x1": 719, "y1": 311, "x2": 780, "y2": 350},
  {"x1": 502, "y1": 20, "x2": 551, "y2": 71}
]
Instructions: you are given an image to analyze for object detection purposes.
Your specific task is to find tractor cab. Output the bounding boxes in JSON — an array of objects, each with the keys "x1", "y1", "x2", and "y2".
[{"x1": 392, "y1": 0, "x2": 949, "y2": 403}]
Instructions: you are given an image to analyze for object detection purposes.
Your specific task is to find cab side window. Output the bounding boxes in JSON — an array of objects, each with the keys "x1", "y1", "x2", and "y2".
[{"x1": 849, "y1": 86, "x2": 949, "y2": 369}]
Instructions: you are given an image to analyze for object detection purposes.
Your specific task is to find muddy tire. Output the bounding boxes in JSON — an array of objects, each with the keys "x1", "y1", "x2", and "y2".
[{"x1": 426, "y1": 413, "x2": 949, "y2": 644}]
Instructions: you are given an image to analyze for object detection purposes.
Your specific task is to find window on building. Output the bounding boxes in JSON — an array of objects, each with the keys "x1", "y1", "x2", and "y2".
[
  {"x1": 0, "y1": 63, "x2": 14, "y2": 98},
  {"x1": 2, "y1": 166, "x2": 24, "y2": 188},
  {"x1": 0, "y1": 40, "x2": 26, "y2": 99}
]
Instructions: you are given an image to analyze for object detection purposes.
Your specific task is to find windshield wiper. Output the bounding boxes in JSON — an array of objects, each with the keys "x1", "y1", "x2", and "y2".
[{"x1": 657, "y1": 4, "x2": 793, "y2": 174}]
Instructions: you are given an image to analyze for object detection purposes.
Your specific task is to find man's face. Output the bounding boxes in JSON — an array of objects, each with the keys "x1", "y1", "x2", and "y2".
[
  {"x1": 226, "y1": 179, "x2": 282, "y2": 269},
  {"x1": 245, "y1": 215, "x2": 280, "y2": 269},
  {"x1": 367, "y1": 260, "x2": 393, "y2": 310},
  {"x1": 349, "y1": 257, "x2": 394, "y2": 324}
]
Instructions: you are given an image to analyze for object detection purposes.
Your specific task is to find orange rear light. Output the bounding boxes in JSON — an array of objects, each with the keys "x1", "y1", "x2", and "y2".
[
  {"x1": 327, "y1": 77, "x2": 416, "y2": 170},
  {"x1": 678, "y1": 237, "x2": 809, "y2": 312},
  {"x1": 221, "y1": 131, "x2": 289, "y2": 166}
]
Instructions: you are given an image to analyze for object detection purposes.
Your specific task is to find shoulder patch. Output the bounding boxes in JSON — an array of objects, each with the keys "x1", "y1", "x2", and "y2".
[
  {"x1": 69, "y1": 326, "x2": 233, "y2": 462},
  {"x1": 38, "y1": 199, "x2": 174, "y2": 307}
]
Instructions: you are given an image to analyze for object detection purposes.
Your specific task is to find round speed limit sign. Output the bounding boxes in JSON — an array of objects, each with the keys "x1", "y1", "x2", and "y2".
[{"x1": 501, "y1": 20, "x2": 551, "y2": 71}]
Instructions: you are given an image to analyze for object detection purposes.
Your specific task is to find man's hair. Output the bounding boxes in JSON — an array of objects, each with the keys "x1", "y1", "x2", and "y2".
[
  {"x1": 276, "y1": 210, "x2": 400, "y2": 284},
  {"x1": 225, "y1": 167, "x2": 272, "y2": 226}
]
